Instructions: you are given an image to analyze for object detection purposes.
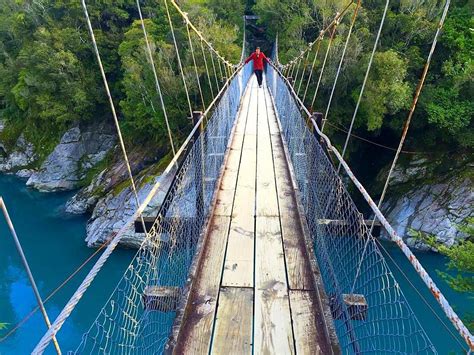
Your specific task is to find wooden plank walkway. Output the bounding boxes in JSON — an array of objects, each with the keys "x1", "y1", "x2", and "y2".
[{"x1": 173, "y1": 75, "x2": 335, "y2": 354}]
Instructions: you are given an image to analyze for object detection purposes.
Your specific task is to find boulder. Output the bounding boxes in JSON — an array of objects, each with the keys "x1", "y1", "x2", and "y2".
[
  {"x1": 65, "y1": 169, "x2": 107, "y2": 214},
  {"x1": 85, "y1": 170, "x2": 175, "y2": 248},
  {"x1": 26, "y1": 124, "x2": 115, "y2": 192},
  {"x1": 16, "y1": 169, "x2": 36, "y2": 179},
  {"x1": 0, "y1": 134, "x2": 36, "y2": 172}
]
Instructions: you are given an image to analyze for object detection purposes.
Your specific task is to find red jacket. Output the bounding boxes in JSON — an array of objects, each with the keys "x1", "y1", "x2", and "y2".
[{"x1": 245, "y1": 51, "x2": 269, "y2": 71}]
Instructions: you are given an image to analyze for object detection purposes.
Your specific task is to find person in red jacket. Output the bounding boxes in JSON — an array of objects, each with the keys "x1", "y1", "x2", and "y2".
[{"x1": 244, "y1": 47, "x2": 270, "y2": 88}]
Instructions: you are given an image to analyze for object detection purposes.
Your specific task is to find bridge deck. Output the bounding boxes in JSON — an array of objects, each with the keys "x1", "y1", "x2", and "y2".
[{"x1": 174, "y1": 76, "x2": 334, "y2": 354}]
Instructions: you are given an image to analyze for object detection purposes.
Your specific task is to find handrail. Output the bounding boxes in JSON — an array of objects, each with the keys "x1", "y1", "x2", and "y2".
[
  {"x1": 268, "y1": 61, "x2": 474, "y2": 351},
  {"x1": 32, "y1": 63, "x2": 248, "y2": 354}
]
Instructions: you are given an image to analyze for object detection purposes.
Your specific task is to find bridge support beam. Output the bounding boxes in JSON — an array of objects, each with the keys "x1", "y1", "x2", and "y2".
[{"x1": 142, "y1": 286, "x2": 181, "y2": 312}]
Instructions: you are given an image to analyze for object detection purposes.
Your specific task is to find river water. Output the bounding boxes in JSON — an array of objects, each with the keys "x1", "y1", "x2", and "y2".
[{"x1": 0, "y1": 174, "x2": 471, "y2": 353}]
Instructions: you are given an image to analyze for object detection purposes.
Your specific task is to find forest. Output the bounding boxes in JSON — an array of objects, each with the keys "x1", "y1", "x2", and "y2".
[{"x1": 0, "y1": 0, "x2": 472, "y2": 165}]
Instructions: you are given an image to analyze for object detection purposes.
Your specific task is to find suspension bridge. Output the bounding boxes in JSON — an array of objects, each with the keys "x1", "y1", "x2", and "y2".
[{"x1": 1, "y1": 0, "x2": 473, "y2": 353}]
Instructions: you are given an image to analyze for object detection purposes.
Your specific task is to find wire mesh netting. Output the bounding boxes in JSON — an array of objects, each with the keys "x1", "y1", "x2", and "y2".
[
  {"x1": 266, "y1": 64, "x2": 436, "y2": 354},
  {"x1": 73, "y1": 63, "x2": 252, "y2": 354}
]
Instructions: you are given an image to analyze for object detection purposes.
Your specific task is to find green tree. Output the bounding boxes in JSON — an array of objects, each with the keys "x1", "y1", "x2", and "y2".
[{"x1": 358, "y1": 50, "x2": 411, "y2": 131}]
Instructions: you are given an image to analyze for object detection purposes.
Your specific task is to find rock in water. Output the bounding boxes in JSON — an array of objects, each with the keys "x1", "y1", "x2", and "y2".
[
  {"x1": 26, "y1": 124, "x2": 115, "y2": 192},
  {"x1": 85, "y1": 171, "x2": 175, "y2": 248},
  {"x1": 65, "y1": 169, "x2": 107, "y2": 214},
  {"x1": 16, "y1": 169, "x2": 35, "y2": 179},
  {"x1": 0, "y1": 134, "x2": 37, "y2": 172}
]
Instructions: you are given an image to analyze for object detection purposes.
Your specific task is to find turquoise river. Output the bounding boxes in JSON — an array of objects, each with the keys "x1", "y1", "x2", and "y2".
[{"x1": 0, "y1": 174, "x2": 472, "y2": 353}]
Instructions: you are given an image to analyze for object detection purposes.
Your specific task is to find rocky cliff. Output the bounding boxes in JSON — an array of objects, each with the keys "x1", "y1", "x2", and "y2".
[
  {"x1": 0, "y1": 131, "x2": 36, "y2": 176},
  {"x1": 380, "y1": 155, "x2": 473, "y2": 250},
  {"x1": 26, "y1": 124, "x2": 115, "y2": 191}
]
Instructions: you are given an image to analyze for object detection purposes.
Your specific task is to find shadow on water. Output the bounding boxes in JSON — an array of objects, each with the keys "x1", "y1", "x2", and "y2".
[{"x1": 0, "y1": 174, "x2": 135, "y2": 353}]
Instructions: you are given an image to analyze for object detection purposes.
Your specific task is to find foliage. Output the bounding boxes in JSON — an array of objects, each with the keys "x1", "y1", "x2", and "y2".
[
  {"x1": 0, "y1": 323, "x2": 7, "y2": 330},
  {"x1": 0, "y1": 0, "x2": 245, "y2": 159},
  {"x1": 359, "y1": 50, "x2": 411, "y2": 131},
  {"x1": 253, "y1": 0, "x2": 473, "y2": 154}
]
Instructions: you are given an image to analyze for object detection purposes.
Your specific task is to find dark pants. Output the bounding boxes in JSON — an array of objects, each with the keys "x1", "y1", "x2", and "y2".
[{"x1": 254, "y1": 70, "x2": 263, "y2": 86}]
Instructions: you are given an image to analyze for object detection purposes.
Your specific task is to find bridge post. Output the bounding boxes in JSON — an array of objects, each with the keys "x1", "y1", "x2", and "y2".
[{"x1": 287, "y1": 76, "x2": 294, "y2": 86}]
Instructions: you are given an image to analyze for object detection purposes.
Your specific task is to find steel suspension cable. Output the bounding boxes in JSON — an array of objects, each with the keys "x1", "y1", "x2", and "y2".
[
  {"x1": 209, "y1": 48, "x2": 220, "y2": 92},
  {"x1": 326, "y1": 120, "x2": 432, "y2": 154},
  {"x1": 338, "y1": 0, "x2": 391, "y2": 172},
  {"x1": 169, "y1": 0, "x2": 235, "y2": 66},
  {"x1": 200, "y1": 38, "x2": 214, "y2": 99},
  {"x1": 217, "y1": 55, "x2": 224, "y2": 82},
  {"x1": 281, "y1": 0, "x2": 354, "y2": 69},
  {"x1": 302, "y1": 36, "x2": 323, "y2": 103},
  {"x1": 0, "y1": 199, "x2": 61, "y2": 354},
  {"x1": 321, "y1": 0, "x2": 362, "y2": 132},
  {"x1": 185, "y1": 21, "x2": 206, "y2": 111},
  {"x1": 347, "y1": 0, "x2": 404, "y2": 311},
  {"x1": 164, "y1": 0, "x2": 193, "y2": 118},
  {"x1": 292, "y1": 54, "x2": 303, "y2": 85},
  {"x1": 270, "y1": 52, "x2": 474, "y2": 352},
  {"x1": 32, "y1": 1, "x2": 152, "y2": 352},
  {"x1": 136, "y1": 0, "x2": 177, "y2": 156},
  {"x1": 296, "y1": 49, "x2": 312, "y2": 94},
  {"x1": 0, "y1": 235, "x2": 111, "y2": 343},
  {"x1": 310, "y1": 19, "x2": 339, "y2": 110}
]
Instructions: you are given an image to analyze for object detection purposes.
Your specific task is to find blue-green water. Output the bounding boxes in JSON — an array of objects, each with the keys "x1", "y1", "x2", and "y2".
[
  {"x1": 0, "y1": 174, "x2": 472, "y2": 353},
  {"x1": 380, "y1": 241, "x2": 472, "y2": 353},
  {"x1": 0, "y1": 175, "x2": 134, "y2": 354}
]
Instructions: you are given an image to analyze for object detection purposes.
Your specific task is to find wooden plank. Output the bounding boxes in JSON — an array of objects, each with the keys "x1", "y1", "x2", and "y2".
[
  {"x1": 266, "y1": 94, "x2": 315, "y2": 291},
  {"x1": 214, "y1": 189, "x2": 235, "y2": 217},
  {"x1": 253, "y1": 88, "x2": 295, "y2": 354},
  {"x1": 255, "y1": 88, "x2": 279, "y2": 217},
  {"x1": 175, "y1": 216, "x2": 231, "y2": 354},
  {"x1": 289, "y1": 290, "x2": 328, "y2": 355},
  {"x1": 211, "y1": 287, "x2": 253, "y2": 354},
  {"x1": 222, "y1": 84, "x2": 257, "y2": 287},
  {"x1": 222, "y1": 213, "x2": 254, "y2": 287},
  {"x1": 255, "y1": 216, "x2": 286, "y2": 290},
  {"x1": 254, "y1": 287, "x2": 295, "y2": 355}
]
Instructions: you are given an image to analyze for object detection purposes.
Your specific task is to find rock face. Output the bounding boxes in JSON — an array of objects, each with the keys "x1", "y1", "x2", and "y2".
[
  {"x1": 381, "y1": 156, "x2": 473, "y2": 250},
  {"x1": 85, "y1": 170, "x2": 175, "y2": 248},
  {"x1": 65, "y1": 169, "x2": 108, "y2": 214},
  {"x1": 65, "y1": 148, "x2": 159, "y2": 214},
  {"x1": 0, "y1": 134, "x2": 37, "y2": 173},
  {"x1": 26, "y1": 124, "x2": 115, "y2": 192}
]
